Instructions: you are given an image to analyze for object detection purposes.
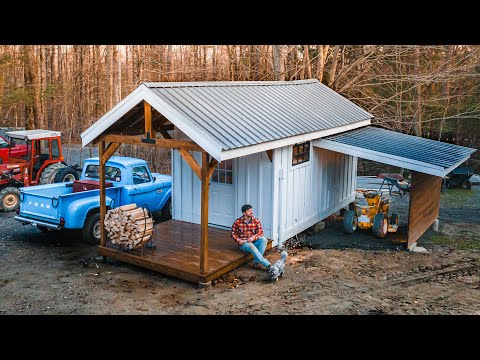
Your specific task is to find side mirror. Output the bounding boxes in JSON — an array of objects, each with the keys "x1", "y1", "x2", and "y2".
[{"x1": 153, "y1": 176, "x2": 157, "y2": 182}]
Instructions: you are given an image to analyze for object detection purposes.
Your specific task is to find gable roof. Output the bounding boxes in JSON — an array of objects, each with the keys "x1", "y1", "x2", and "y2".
[{"x1": 81, "y1": 79, "x2": 372, "y2": 161}]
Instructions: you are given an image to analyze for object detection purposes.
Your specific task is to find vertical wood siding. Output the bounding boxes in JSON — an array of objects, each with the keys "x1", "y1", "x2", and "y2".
[
  {"x1": 407, "y1": 171, "x2": 442, "y2": 249},
  {"x1": 173, "y1": 150, "x2": 273, "y2": 238},
  {"x1": 274, "y1": 146, "x2": 357, "y2": 245}
]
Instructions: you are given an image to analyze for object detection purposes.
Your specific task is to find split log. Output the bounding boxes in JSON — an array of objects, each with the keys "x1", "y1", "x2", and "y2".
[{"x1": 104, "y1": 203, "x2": 154, "y2": 250}]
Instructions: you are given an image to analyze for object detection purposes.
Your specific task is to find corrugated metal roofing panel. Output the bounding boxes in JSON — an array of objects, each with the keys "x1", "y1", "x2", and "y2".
[
  {"x1": 319, "y1": 126, "x2": 476, "y2": 176},
  {"x1": 146, "y1": 79, "x2": 372, "y2": 151}
]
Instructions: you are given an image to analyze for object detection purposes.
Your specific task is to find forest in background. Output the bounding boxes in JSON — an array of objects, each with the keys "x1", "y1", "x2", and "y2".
[{"x1": 0, "y1": 45, "x2": 479, "y2": 172}]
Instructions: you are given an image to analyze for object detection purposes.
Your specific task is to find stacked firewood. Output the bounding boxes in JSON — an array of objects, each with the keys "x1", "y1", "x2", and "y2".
[{"x1": 104, "y1": 203, "x2": 154, "y2": 250}]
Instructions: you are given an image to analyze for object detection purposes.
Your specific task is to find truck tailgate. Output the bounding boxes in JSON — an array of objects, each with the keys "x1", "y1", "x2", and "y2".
[{"x1": 19, "y1": 183, "x2": 70, "y2": 222}]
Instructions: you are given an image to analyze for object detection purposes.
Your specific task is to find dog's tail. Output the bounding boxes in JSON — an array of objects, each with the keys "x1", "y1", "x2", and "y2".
[{"x1": 280, "y1": 250, "x2": 288, "y2": 262}]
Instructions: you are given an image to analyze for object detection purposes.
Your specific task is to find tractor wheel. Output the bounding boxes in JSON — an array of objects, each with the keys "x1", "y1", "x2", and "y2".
[
  {"x1": 373, "y1": 213, "x2": 388, "y2": 239},
  {"x1": 0, "y1": 187, "x2": 20, "y2": 212},
  {"x1": 161, "y1": 197, "x2": 172, "y2": 219},
  {"x1": 83, "y1": 212, "x2": 101, "y2": 244},
  {"x1": 343, "y1": 210, "x2": 358, "y2": 234},
  {"x1": 39, "y1": 163, "x2": 68, "y2": 184},
  {"x1": 390, "y1": 212, "x2": 399, "y2": 226},
  {"x1": 54, "y1": 166, "x2": 79, "y2": 183}
]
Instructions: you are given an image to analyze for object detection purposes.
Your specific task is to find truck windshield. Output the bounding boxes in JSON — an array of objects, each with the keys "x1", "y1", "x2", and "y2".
[{"x1": 84, "y1": 164, "x2": 122, "y2": 182}]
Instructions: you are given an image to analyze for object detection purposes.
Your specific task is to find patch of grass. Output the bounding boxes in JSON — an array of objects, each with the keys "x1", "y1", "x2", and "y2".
[
  {"x1": 430, "y1": 234, "x2": 480, "y2": 250},
  {"x1": 441, "y1": 187, "x2": 480, "y2": 208}
]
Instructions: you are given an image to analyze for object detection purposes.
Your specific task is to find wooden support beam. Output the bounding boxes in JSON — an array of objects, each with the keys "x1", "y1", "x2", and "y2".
[
  {"x1": 266, "y1": 149, "x2": 273, "y2": 162},
  {"x1": 160, "y1": 129, "x2": 173, "y2": 140},
  {"x1": 207, "y1": 157, "x2": 218, "y2": 180},
  {"x1": 144, "y1": 101, "x2": 156, "y2": 140},
  {"x1": 102, "y1": 134, "x2": 203, "y2": 151},
  {"x1": 160, "y1": 124, "x2": 174, "y2": 131},
  {"x1": 200, "y1": 152, "x2": 210, "y2": 274},
  {"x1": 102, "y1": 142, "x2": 121, "y2": 164},
  {"x1": 99, "y1": 141, "x2": 107, "y2": 247},
  {"x1": 178, "y1": 148, "x2": 201, "y2": 180}
]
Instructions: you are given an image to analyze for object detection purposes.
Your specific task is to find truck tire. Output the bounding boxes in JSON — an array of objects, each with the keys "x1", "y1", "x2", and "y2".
[
  {"x1": 54, "y1": 166, "x2": 79, "y2": 183},
  {"x1": 0, "y1": 187, "x2": 20, "y2": 212},
  {"x1": 162, "y1": 197, "x2": 172, "y2": 219},
  {"x1": 83, "y1": 212, "x2": 101, "y2": 244},
  {"x1": 343, "y1": 210, "x2": 358, "y2": 234},
  {"x1": 39, "y1": 163, "x2": 68, "y2": 184}
]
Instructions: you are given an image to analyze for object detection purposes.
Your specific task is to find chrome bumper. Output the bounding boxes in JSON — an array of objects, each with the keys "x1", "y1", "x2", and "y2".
[{"x1": 14, "y1": 215, "x2": 61, "y2": 230}]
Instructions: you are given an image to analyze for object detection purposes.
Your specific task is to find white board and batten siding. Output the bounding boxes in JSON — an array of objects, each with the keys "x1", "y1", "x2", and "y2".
[
  {"x1": 272, "y1": 145, "x2": 357, "y2": 246},
  {"x1": 172, "y1": 150, "x2": 273, "y2": 239}
]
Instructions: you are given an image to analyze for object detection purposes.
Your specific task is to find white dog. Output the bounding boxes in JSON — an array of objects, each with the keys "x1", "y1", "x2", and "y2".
[{"x1": 268, "y1": 250, "x2": 288, "y2": 281}]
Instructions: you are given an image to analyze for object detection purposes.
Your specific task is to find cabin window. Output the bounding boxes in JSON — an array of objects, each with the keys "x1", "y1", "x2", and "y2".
[
  {"x1": 292, "y1": 142, "x2": 310, "y2": 166},
  {"x1": 51, "y1": 139, "x2": 60, "y2": 159},
  {"x1": 132, "y1": 166, "x2": 151, "y2": 184},
  {"x1": 84, "y1": 164, "x2": 122, "y2": 182},
  {"x1": 212, "y1": 159, "x2": 233, "y2": 184}
]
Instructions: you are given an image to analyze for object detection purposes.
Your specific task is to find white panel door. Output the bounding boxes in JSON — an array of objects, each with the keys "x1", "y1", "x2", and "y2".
[{"x1": 209, "y1": 159, "x2": 235, "y2": 227}]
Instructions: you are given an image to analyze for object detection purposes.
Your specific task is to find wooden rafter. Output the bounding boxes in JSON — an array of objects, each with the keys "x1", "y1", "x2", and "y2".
[
  {"x1": 102, "y1": 142, "x2": 121, "y2": 164},
  {"x1": 101, "y1": 134, "x2": 203, "y2": 151},
  {"x1": 160, "y1": 128, "x2": 173, "y2": 140},
  {"x1": 266, "y1": 149, "x2": 273, "y2": 162}
]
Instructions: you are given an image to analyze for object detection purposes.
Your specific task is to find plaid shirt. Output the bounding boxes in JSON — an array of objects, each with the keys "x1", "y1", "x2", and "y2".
[{"x1": 231, "y1": 216, "x2": 264, "y2": 246}]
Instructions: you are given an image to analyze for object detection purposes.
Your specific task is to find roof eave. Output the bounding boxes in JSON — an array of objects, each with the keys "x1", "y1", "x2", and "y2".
[{"x1": 220, "y1": 119, "x2": 372, "y2": 161}]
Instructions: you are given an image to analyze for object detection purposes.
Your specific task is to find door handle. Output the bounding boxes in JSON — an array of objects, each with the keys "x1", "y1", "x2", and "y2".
[{"x1": 157, "y1": 189, "x2": 163, "y2": 193}]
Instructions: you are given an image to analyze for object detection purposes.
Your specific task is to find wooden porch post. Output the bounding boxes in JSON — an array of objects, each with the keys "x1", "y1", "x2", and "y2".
[
  {"x1": 99, "y1": 141, "x2": 106, "y2": 247},
  {"x1": 200, "y1": 152, "x2": 210, "y2": 274}
]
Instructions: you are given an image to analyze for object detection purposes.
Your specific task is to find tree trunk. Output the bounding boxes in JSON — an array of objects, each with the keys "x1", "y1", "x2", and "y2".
[
  {"x1": 327, "y1": 45, "x2": 340, "y2": 88},
  {"x1": 22, "y1": 46, "x2": 37, "y2": 130},
  {"x1": 414, "y1": 46, "x2": 423, "y2": 137},
  {"x1": 438, "y1": 45, "x2": 454, "y2": 140},
  {"x1": 272, "y1": 45, "x2": 285, "y2": 81}
]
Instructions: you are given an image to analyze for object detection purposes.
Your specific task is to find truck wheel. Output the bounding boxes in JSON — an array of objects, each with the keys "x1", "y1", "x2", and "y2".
[
  {"x1": 0, "y1": 187, "x2": 20, "y2": 212},
  {"x1": 373, "y1": 213, "x2": 388, "y2": 239},
  {"x1": 343, "y1": 210, "x2": 358, "y2": 234},
  {"x1": 83, "y1": 212, "x2": 101, "y2": 244},
  {"x1": 54, "y1": 166, "x2": 79, "y2": 183},
  {"x1": 39, "y1": 163, "x2": 68, "y2": 184},
  {"x1": 162, "y1": 197, "x2": 172, "y2": 219}
]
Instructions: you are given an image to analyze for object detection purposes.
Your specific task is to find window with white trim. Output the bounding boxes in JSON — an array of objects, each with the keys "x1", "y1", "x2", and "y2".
[
  {"x1": 292, "y1": 142, "x2": 310, "y2": 166},
  {"x1": 212, "y1": 159, "x2": 233, "y2": 184}
]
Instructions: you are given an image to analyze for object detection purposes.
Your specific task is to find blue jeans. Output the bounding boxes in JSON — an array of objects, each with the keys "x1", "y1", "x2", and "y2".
[{"x1": 239, "y1": 237, "x2": 270, "y2": 268}]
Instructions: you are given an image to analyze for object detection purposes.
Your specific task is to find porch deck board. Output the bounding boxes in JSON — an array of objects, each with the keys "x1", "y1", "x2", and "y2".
[{"x1": 98, "y1": 219, "x2": 272, "y2": 284}]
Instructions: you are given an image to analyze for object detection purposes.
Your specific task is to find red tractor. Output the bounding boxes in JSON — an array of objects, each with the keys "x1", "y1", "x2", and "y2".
[{"x1": 0, "y1": 130, "x2": 79, "y2": 212}]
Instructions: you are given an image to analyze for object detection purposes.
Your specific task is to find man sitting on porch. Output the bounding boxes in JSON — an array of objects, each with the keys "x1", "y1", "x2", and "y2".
[{"x1": 231, "y1": 204, "x2": 272, "y2": 272}]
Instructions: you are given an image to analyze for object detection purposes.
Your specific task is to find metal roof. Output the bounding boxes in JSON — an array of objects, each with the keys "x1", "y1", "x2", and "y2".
[
  {"x1": 313, "y1": 126, "x2": 477, "y2": 177},
  {"x1": 7, "y1": 129, "x2": 61, "y2": 140},
  {"x1": 144, "y1": 79, "x2": 372, "y2": 152}
]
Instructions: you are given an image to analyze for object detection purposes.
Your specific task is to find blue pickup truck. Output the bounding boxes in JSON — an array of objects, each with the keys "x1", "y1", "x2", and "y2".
[{"x1": 15, "y1": 156, "x2": 172, "y2": 243}]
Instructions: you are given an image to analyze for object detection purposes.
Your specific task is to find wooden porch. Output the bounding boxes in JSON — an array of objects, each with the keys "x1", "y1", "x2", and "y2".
[{"x1": 98, "y1": 220, "x2": 273, "y2": 284}]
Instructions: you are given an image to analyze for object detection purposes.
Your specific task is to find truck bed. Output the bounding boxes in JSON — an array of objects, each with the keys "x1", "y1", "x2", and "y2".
[{"x1": 19, "y1": 182, "x2": 121, "y2": 226}]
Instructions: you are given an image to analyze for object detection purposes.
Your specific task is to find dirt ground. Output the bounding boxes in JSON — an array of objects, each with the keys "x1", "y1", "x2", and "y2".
[{"x1": 1, "y1": 186, "x2": 479, "y2": 315}]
